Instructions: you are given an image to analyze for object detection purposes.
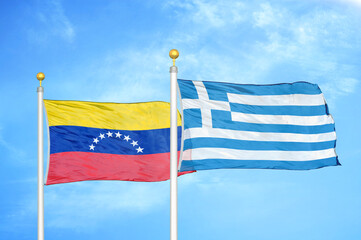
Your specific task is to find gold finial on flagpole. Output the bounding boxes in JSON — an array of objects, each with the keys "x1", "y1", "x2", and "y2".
[
  {"x1": 36, "y1": 72, "x2": 45, "y2": 86},
  {"x1": 169, "y1": 49, "x2": 179, "y2": 66}
]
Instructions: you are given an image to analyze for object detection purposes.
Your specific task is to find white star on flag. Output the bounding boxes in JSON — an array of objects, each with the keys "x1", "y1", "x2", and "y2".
[
  {"x1": 131, "y1": 140, "x2": 138, "y2": 147},
  {"x1": 136, "y1": 146, "x2": 144, "y2": 153},
  {"x1": 124, "y1": 135, "x2": 131, "y2": 141},
  {"x1": 89, "y1": 144, "x2": 95, "y2": 150},
  {"x1": 115, "y1": 132, "x2": 122, "y2": 138},
  {"x1": 93, "y1": 138, "x2": 99, "y2": 144},
  {"x1": 106, "y1": 131, "x2": 113, "y2": 137},
  {"x1": 99, "y1": 133, "x2": 105, "y2": 139}
]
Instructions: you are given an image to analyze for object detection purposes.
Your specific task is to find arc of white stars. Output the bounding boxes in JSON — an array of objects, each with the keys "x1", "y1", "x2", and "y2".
[{"x1": 89, "y1": 132, "x2": 143, "y2": 153}]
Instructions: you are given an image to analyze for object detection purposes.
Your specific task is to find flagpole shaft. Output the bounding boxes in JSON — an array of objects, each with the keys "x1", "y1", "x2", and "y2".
[
  {"x1": 170, "y1": 64, "x2": 178, "y2": 240},
  {"x1": 37, "y1": 85, "x2": 44, "y2": 240}
]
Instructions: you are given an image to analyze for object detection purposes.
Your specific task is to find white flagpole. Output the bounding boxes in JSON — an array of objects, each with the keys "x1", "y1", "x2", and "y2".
[
  {"x1": 37, "y1": 72, "x2": 45, "y2": 240},
  {"x1": 169, "y1": 49, "x2": 179, "y2": 240}
]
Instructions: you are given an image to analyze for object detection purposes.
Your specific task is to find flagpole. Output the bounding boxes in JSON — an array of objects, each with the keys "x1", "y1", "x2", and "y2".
[
  {"x1": 37, "y1": 72, "x2": 45, "y2": 240},
  {"x1": 169, "y1": 49, "x2": 179, "y2": 240}
]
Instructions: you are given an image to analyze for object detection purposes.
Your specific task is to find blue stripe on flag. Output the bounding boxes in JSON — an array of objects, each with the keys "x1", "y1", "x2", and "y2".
[
  {"x1": 230, "y1": 103, "x2": 328, "y2": 116},
  {"x1": 203, "y1": 80, "x2": 322, "y2": 101},
  {"x1": 49, "y1": 125, "x2": 182, "y2": 154},
  {"x1": 180, "y1": 157, "x2": 340, "y2": 171},
  {"x1": 178, "y1": 79, "x2": 322, "y2": 101},
  {"x1": 211, "y1": 110, "x2": 335, "y2": 134},
  {"x1": 177, "y1": 79, "x2": 199, "y2": 99},
  {"x1": 184, "y1": 138, "x2": 336, "y2": 151},
  {"x1": 183, "y1": 109, "x2": 203, "y2": 129}
]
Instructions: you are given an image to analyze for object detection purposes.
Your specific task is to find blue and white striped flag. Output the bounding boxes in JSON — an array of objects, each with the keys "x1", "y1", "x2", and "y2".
[{"x1": 177, "y1": 79, "x2": 339, "y2": 172}]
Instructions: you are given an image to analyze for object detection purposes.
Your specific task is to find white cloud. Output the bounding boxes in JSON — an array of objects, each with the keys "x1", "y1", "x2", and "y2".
[
  {"x1": 0, "y1": 127, "x2": 26, "y2": 160},
  {"x1": 43, "y1": 172, "x2": 202, "y2": 229},
  {"x1": 320, "y1": 77, "x2": 359, "y2": 106},
  {"x1": 90, "y1": 48, "x2": 172, "y2": 103},
  {"x1": 3, "y1": 180, "x2": 168, "y2": 231},
  {"x1": 338, "y1": 78, "x2": 359, "y2": 93},
  {"x1": 333, "y1": 0, "x2": 361, "y2": 7},
  {"x1": 44, "y1": 181, "x2": 169, "y2": 229},
  {"x1": 88, "y1": 0, "x2": 360, "y2": 106},
  {"x1": 178, "y1": 170, "x2": 295, "y2": 223},
  {"x1": 41, "y1": 1, "x2": 360, "y2": 115},
  {"x1": 44, "y1": 46, "x2": 174, "y2": 103},
  {"x1": 253, "y1": 2, "x2": 284, "y2": 28},
  {"x1": 249, "y1": 3, "x2": 360, "y2": 100},
  {"x1": 29, "y1": 0, "x2": 75, "y2": 43},
  {"x1": 165, "y1": 0, "x2": 246, "y2": 28},
  {"x1": 1, "y1": 171, "x2": 291, "y2": 233}
]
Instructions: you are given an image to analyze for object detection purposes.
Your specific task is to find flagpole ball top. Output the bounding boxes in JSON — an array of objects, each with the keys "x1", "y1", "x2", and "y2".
[
  {"x1": 37, "y1": 72, "x2": 45, "y2": 81},
  {"x1": 37, "y1": 72, "x2": 45, "y2": 87},
  {"x1": 169, "y1": 49, "x2": 179, "y2": 60}
]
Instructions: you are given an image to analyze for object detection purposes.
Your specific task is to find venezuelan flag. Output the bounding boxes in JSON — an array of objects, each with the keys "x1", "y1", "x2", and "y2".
[{"x1": 44, "y1": 100, "x2": 189, "y2": 185}]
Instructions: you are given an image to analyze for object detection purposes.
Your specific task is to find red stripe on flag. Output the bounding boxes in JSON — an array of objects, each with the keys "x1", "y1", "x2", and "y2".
[{"x1": 46, "y1": 151, "x2": 193, "y2": 185}]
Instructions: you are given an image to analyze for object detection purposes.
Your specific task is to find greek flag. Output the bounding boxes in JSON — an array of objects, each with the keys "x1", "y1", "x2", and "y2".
[{"x1": 178, "y1": 79, "x2": 339, "y2": 172}]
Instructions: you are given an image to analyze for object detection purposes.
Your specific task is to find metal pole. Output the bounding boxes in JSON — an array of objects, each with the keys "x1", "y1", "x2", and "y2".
[
  {"x1": 37, "y1": 72, "x2": 45, "y2": 240},
  {"x1": 169, "y1": 49, "x2": 179, "y2": 240}
]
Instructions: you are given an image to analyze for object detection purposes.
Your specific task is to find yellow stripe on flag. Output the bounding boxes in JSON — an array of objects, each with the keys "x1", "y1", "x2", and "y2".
[{"x1": 44, "y1": 100, "x2": 182, "y2": 130}]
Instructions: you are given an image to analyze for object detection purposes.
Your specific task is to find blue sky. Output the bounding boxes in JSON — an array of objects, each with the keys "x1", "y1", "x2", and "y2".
[{"x1": 1, "y1": 0, "x2": 361, "y2": 239}]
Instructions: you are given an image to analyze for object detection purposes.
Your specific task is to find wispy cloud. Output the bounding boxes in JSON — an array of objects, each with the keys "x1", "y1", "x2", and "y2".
[
  {"x1": 0, "y1": 127, "x2": 26, "y2": 161},
  {"x1": 4, "y1": 180, "x2": 171, "y2": 231},
  {"x1": 28, "y1": 0, "x2": 75, "y2": 43},
  {"x1": 5, "y1": 172, "x2": 288, "y2": 231},
  {"x1": 93, "y1": 48, "x2": 172, "y2": 103},
  {"x1": 178, "y1": 170, "x2": 296, "y2": 222},
  {"x1": 60, "y1": 0, "x2": 359, "y2": 107},
  {"x1": 320, "y1": 77, "x2": 358, "y2": 106},
  {"x1": 253, "y1": 2, "x2": 285, "y2": 28},
  {"x1": 165, "y1": 0, "x2": 246, "y2": 28},
  {"x1": 332, "y1": 0, "x2": 361, "y2": 8},
  {"x1": 162, "y1": 1, "x2": 361, "y2": 98},
  {"x1": 44, "y1": 181, "x2": 169, "y2": 229}
]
